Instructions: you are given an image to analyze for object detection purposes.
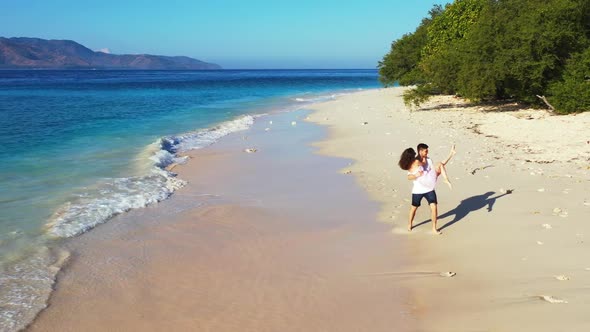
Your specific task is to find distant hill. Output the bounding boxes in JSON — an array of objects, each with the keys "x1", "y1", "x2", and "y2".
[{"x1": 0, "y1": 37, "x2": 222, "y2": 70}]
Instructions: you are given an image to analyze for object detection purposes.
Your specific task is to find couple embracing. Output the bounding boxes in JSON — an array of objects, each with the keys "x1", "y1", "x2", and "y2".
[{"x1": 398, "y1": 143, "x2": 456, "y2": 234}]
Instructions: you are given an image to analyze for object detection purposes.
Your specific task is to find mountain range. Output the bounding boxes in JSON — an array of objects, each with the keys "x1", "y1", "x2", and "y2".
[{"x1": 0, "y1": 37, "x2": 221, "y2": 70}]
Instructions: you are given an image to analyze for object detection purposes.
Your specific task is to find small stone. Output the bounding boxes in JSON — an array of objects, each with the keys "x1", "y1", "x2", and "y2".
[
  {"x1": 537, "y1": 188, "x2": 545, "y2": 192},
  {"x1": 291, "y1": 121, "x2": 297, "y2": 126},
  {"x1": 244, "y1": 148, "x2": 257, "y2": 153},
  {"x1": 554, "y1": 275, "x2": 570, "y2": 281},
  {"x1": 362, "y1": 121, "x2": 369, "y2": 125},
  {"x1": 536, "y1": 241, "x2": 544, "y2": 245},
  {"x1": 439, "y1": 271, "x2": 456, "y2": 278}
]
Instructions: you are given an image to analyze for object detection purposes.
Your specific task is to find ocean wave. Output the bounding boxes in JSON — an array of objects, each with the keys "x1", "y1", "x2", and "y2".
[
  {"x1": 46, "y1": 169, "x2": 185, "y2": 238},
  {"x1": 0, "y1": 247, "x2": 69, "y2": 332},
  {"x1": 45, "y1": 115, "x2": 255, "y2": 238},
  {"x1": 290, "y1": 91, "x2": 356, "y2": 104},
  {"x1": 162, "y1": 114, "x2": 255, "y2": 153}
]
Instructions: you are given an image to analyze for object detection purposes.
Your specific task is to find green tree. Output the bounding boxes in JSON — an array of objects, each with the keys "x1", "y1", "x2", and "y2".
[
  {"x1": 456, "y1": 0, "x2": 589, "y2": 102},
  {"x1": 378, "y1": 5, "x2": 443, "y2": 86},
  {"x1": 549, "y1": 47, "x2": 590, "y2": 113},
  {"x1": 382, "y1": 0, "x2": 590, "y2": 112},
  {"x1": 420, "y1": 0, "x2": 485, "y2": 94}
]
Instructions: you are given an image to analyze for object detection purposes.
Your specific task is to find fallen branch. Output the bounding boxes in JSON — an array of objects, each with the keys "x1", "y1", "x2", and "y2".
[{"x1": 536, "y1": 95, "x2": 556, "y2": 113}]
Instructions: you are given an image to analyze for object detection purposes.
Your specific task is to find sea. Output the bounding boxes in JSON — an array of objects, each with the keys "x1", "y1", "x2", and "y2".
[{"x1": 0, "y1": 69, "x2": 380, "y2": 331}]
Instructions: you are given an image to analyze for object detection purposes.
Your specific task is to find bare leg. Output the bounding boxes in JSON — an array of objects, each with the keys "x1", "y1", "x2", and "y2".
[
  {"x1": 435, "y1": 145, "x2": 456, "y2": 189},
  {"x1": 436, "y1": 162, "x2": 453, "y2": 189},
  {"x1": 430, "y1": 203, "x2": 441, "y2": 234},
  {"x1": 408, "y1": 206, "x2": 417, "y2": 231},
  {"x1": 441, "y1": 144, "x2": 457, "y2": 166}
]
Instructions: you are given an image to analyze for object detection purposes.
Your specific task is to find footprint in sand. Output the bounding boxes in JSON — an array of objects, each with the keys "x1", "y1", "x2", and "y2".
[{"x1": 538, "y1": 295, "x2": 568, "y2": 304}]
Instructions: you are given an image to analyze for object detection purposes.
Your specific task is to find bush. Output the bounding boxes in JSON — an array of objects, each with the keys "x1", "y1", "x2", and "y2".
[
  {"x1": 549, "y1": 48, "x2": 590, "y2": 113},
  {"x1": 402, "y1": 84, "x2": 439, "y2": 108}
]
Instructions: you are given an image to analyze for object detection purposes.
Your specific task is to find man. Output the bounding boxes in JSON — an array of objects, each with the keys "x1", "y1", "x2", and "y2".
[{"x1": 406, "y1": 143, "x2": 455, "y2": 234}]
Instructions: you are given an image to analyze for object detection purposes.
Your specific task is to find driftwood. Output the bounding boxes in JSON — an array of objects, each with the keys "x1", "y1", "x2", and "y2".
[{"x1": 536, "y1": 95, "x2": 556, "y2": 113}]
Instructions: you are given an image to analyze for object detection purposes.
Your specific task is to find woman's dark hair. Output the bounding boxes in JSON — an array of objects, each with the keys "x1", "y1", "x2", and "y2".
[{"x1": 398, "y1": 148, "x2": 416, "y2": 170}]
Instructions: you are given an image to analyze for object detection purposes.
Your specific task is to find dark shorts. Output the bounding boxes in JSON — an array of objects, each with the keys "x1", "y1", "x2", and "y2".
[{"x1": 412, "y1": 190, "x2": 437, "y2": 207}]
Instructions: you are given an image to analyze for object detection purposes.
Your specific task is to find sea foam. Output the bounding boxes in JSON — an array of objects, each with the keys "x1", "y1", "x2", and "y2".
[{"x1": 46, "y1": 115, "x2": 255, "y2": 238}]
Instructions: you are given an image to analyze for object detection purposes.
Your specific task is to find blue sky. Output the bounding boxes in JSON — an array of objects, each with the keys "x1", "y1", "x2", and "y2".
[{"x1": 1, "y1": 0, "x2": 447, "y2": 69}]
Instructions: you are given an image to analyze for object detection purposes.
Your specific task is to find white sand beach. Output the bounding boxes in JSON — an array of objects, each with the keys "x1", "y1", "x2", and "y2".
[
  {"x1": 307, "y1": 87, "x2": 590, "y2": 331},
  {"x1": 28, "y1": 87, "x2": 590, "y2": 332}
]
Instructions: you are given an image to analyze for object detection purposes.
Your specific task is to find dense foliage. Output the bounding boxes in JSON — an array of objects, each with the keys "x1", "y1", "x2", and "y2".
[
  {"x1": 379, "y1": 0, "x2": 590, "y2": 113},
  {"x1": 378, "y1": 6, "x2": 443, "y2": 86}
]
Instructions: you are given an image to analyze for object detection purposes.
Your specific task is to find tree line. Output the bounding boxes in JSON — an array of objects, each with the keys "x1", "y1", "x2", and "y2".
[{"x1": 378, "y1": 0, "x2": 590, "y2": 114}]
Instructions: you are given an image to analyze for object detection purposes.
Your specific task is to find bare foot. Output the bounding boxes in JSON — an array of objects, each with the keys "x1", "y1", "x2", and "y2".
[
  {"x1": 408, "y1": 225, "x2": 413, "y2": 232},
  {"x1": 450, "y1": 144, "x2": 456, "y2": 156},
  {"x1": 432, "y1": 229, "x2": 442, "y2": 235}
]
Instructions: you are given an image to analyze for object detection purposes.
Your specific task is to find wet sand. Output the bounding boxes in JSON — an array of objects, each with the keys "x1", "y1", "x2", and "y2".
[{"x1": 28, "y1": 110, "x2": 417, "y2": 331}]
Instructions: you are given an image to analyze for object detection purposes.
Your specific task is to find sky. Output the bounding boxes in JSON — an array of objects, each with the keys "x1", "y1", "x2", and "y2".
[{"x1": 0, "y1": 0, "x2": 448, "y2": 69}]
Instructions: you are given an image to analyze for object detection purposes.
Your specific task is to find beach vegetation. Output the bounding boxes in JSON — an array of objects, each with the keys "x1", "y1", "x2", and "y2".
[
  {"x1": 549, "y1": 48, "x2": 590, "y2": 113},
  {"x1": 380, "y1": 0, "x2": 590, "y2": 113},
  {"x1": 378, "y1": 5, "x2": 443, "y2": 86}
]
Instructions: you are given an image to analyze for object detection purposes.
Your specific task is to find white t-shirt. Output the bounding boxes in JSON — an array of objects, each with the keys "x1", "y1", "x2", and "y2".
[{"x1": 410, "y1": 158, "x2": 437, "y2": 194}]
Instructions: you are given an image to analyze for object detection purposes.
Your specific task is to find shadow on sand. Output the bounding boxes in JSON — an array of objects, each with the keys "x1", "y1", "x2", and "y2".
[{"x1": 413, "y1": 191, "x2": 512, "y2": 231}]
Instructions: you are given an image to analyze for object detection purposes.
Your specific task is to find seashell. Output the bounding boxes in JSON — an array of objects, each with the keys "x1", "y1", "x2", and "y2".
[{"x1": 539, "y1": 295, "x2": 567, "y2": 304}]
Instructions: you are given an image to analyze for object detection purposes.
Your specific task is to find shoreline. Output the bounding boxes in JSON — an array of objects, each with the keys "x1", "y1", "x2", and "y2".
[
  {"x1": 27, "y1": 107, "x2": 417, "y2": 331},
  {"x1": 306, "y1": 87, "x2": 590, "y2": 331}
]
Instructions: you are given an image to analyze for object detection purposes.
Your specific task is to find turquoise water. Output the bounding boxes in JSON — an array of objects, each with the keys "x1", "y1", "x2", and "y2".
[{"x1": 0, "y1": 69, "x2": 379, "y2": 330}]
